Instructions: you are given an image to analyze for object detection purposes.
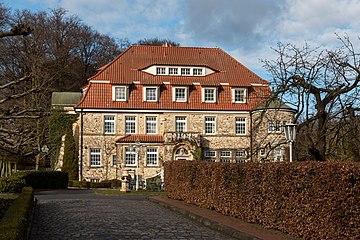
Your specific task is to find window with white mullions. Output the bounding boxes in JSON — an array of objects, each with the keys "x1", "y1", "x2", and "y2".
[
  {"x1": 275, "y1": 121, "x2": 282, "y2": 132},
  {"x1": 169, "y1": 67, "x2": 178, "y2": 75},
  {"x1": 146, "y1": 148, "x2": 158, "y2": 166},
  {"x1": 205, "y1": 116, "x2": 216, "y2": 134},
  {"x1": 174, "y1": 87, "x2": 187, "y2": 102},
  {"x1": 114, "y1": 86, "x2": 127, "y2": 101},
  {"x1": 220, "y1": 151, "x2": 232, "y2": 163},
  {"x1": 125, "y1": 147, "x2": 136, "y2": 166},
  {"x1": 145, "y1": 87, "x2": 157, "y2": 101},
  {"x1": 175, "y1": 116, "x2": 187, "y2": 132},
  {"x1": 193, "y1": 68, "x2": 203, "y2": 75},
  {"x1": 181, "y1": 68, "x2": 190, "y2": 75},
  {"x1": 104, "y1": 115, "x2": 115, "y2": 134},
  {"x1": 90, "y1": 148, "x2": 101, "y2": 166},
  {"x1": 156, "y1": 67, "x2": 166, "y2": 75},
  {"x1": 268, "y1": 121, "x2": 275, "y2": 133},
  {"x1": 235, "y1": 117, "x2": 246, "y2": 135},
  {"x1": 204, "y1": 89, "x2": 215, "y2": 102},
  {"x1": 232, "y1": 88, "x2": 246, "y2": 103},
  {"x1": 204, "y1": 150, "x2": 216, "y2": 162},
  {"x1": 112, "y1": 155, "x2": 117, "y2": 166},
  {"x1": 125, "y1": 116, "x2": 136, "y2": 134},
  {"x1": 146, "y1": 116, "x2": 157, "y2": 134}
]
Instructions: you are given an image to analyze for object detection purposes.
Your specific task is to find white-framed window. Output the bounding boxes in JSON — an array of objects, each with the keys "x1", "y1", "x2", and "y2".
[
  {"x1": 125, "y1": 116, "x2": 136, "y2": 134},
  {"x1": 143, "y1": 86, "x2": 159, "y2": 102},
  {"x1": 204, "y1": 150, "x2": 216, "y2": 162},
  {"x1": 112, "y1": 155, "x2": 117, "y2": 166},
  {"x1": 90, "y1": 148, "x2": 101, "y2": 167},
  {"x1": 232, "y1": 88, "x2": 247, "y2": 103},
  {"x1": 202, "y1": 87, "x2": 217, "y2": 103},
  {"x1": 125, "y1": 147, "x2": 136, "y2": 166},
  {"x1": 275, "y1": 121, "x2": 282, "y2": 132},
  {"x1": 104, "y1": 115, "x2": 115, "y2": 134},
  {"x1": 220, "y1": 151, "x2": 232, "y2": 163},
  {"x1": 146, "y1": 116, "x2": 157, "y2": 134},
  {"x1": 235, "y1": 117, "x2": 246, "y2": 135},
  {"x1": 274, "y1": 147, "x2": 283, "y2": 162},
  {"x1": 236, "y1": 149, "x2": 247, "y2": 158},
  {"x1": 181, "y1": 68, "x2": 190, "y2": 75},
  {"x1": 268, "y1": 121, "x2": 275, "y2": 133},
  {"x1": 169, "y1": 67, "x2": 178, "y2": 75},
  {"x1": 175, "y1": 116, "x2": 187, "y2": 132},
  {"x1": 204, "y1": 116, "x2": 216, "y2": 134},
  {"x1": 156, "y1": 67, "x2": 166, "y2": 75},
  {"x1": 193, "y1": 68, "x2": 203, "y2": 76},
  {"x1": 146, "y1": 147, "x2": 158, "y2": 166},
  {"x1": 173, "y1": 87, "x2": 188, "y2": 102},
  {"x1": 112, "y1": 86, "x2": 128, "y2": 101}
]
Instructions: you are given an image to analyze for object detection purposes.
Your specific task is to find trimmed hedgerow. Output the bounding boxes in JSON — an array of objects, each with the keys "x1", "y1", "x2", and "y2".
[
  {"x1": 0, "y1": 175, "x2": 26, "y2": 193},
  {"x1": 165, "y1": 161, "x2": 359, "y2": 240},
  {"x1": 0, "y1": 187, "x2": 34, "y2": 240},
  {"x1": 23, "y1": 171, "x2": 68, "y2": 189}
]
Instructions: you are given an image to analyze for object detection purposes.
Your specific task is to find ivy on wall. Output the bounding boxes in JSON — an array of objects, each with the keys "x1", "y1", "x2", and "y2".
[{"x1": 48, "y1": 109, "x2": 78, "y2": 170}]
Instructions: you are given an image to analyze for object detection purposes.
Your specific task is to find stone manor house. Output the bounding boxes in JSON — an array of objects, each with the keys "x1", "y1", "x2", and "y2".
[{"x1": 69, "y1": 45, "x2": 295, "y2": 182}]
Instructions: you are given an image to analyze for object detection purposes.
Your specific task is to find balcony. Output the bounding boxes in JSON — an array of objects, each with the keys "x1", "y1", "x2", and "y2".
[{"x1": 164, "y1": 132, "x2": 202, "y2": 146}]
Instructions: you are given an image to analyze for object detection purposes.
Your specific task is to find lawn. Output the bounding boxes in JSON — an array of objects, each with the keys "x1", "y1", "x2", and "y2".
[{"x1": 95, "y1": 189, "x2": 166, "y2": 196}]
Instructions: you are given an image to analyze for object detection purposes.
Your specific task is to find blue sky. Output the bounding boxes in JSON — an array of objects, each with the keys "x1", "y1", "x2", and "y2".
[{"x1": 2, "y1": 0, "x2": 360, "y2": 78}]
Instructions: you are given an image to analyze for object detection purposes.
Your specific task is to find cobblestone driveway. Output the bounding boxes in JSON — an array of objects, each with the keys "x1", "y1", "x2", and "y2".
[{"x1": 30, "y1": 190, "x2": 235, "y2": 240}]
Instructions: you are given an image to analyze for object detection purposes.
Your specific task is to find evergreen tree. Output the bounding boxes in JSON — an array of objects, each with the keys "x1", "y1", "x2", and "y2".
[{"x1": 62, "y1": 121, "x2": 78, "y2": 180}]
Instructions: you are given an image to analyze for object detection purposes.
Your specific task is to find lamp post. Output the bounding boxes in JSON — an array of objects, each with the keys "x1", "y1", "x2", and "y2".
[
  {"x1": 284, "y1": 123, "x2": 297, "y2": 162},
  {"x1": 129, "y1": 139, "x2": 141, "y2": 191}
]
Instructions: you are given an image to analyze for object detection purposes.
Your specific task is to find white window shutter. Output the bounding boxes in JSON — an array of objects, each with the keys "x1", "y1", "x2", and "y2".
[
  {"x1": 231, "y1": 88, "x2": 235, "y2": 103},
  {"x1": 172, "y1": 87, "x2": 176, "y2": 102}
]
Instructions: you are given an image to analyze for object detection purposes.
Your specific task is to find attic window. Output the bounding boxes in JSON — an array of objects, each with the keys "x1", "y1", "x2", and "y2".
[
  {"x1": 193, "y1": 68, "x2": 203, "y2": 76},
  {"x1": 232, "y1": 88, "x2": 247, "y2": 103},
  {"x1": 112, "y1": 85, "x2": 128, "y2": 101},
  {"x1": 143, "y1": 86, "x2": 159, "y2": 102},
  {"x1": 156, "y1": 67, "x2": 166, "y2": 75},
  {"x1": 181, "y1": 68, "x2": 191, "y2": 75}
]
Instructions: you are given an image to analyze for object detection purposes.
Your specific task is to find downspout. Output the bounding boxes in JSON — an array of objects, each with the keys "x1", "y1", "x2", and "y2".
[
  {"x1": 250, "y1": 110, "x2": 253, "y2": 162},
  {"x1": 80, "y1": 109, "x2": 84, "y2": 181}
]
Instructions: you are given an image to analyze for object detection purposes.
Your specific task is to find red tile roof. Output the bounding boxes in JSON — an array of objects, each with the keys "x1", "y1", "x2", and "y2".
[
  {"x1": 116, "y1": 135, "x2": 164, "y2": 143},
  {"x1": 76, "y1": 45, "x2": 271, "y2": 111}
]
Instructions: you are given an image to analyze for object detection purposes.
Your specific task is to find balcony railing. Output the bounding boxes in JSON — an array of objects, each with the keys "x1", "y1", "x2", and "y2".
[{"x1": 164, "y1": 132, "x2": 202, "y2": 146}]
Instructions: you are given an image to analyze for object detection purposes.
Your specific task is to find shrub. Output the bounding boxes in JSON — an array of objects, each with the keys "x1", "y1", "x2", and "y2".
[
  {"x1": 0, "y1": 187, "x2": 34, "y2": 240},
  {"x1": 165, "y1": 161, "x2": 360, "y2": 240},
  {"x1": 0, "y1": 175, "x2": 26, "y2": 193}
]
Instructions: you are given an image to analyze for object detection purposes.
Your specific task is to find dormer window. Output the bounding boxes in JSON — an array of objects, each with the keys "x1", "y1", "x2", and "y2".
[
  {"x1": 181, "y1": 68, "x2": 190, "y2": 75},
  {"x1": 232, "y1": 88, "x2": 247, "y2": 103},
  {"x1": 202, "y1": 87, "x2": 217, "y2": 103},
  {"x1": 193, "y1": 68, "x2": 203, "y2": 76},
  {"x1": 172, "y1": 87, "x2": 188, "y2": 102},
  {"x1": 143, "y1": 86, "x2": 159, "y2": 102},
  {"x1": 112, "y1": 85, "x2": 128, "y2": 101},
  {"x1": 156, "y1": 67, "x2": 166, "y2": 75}
]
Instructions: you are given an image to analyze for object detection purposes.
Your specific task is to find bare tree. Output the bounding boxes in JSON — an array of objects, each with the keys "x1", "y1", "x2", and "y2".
[{"x1": 263, "y1": 35, "x2": 360, "y2": 161}]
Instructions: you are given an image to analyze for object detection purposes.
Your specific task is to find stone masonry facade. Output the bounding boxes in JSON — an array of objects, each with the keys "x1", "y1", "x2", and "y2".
[{"x1": 76, "y1": 109, "x2": 294, "y2": 182}]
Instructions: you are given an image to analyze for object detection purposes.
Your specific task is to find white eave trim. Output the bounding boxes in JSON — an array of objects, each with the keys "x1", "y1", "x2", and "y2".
[
  {"x1": 89, "y1": 80, "x2": 111, "y2": 83},
  {"x1": 251, "y1": 83, "x2": 269, "y2": 87},
  {"x1": 75, "y1": 108, "x2": 249, "y2": 114}
]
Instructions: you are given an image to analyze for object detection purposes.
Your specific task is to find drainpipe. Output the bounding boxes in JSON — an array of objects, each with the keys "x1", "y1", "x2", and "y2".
[
  {"x1": 80, "y1": 109, "x2": 83, "y2": 181},
  {"x1": 250, "y1": 111, "x2": 253, "y2": 162}
]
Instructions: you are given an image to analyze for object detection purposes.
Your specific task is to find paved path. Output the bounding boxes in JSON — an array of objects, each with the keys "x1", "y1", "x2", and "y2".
[{"x1": 29, "y1": 189, "x2": 235, "y2": 240}]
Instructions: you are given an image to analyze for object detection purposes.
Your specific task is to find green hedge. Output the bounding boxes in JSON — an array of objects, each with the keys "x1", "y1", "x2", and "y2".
[
  {"x1": 0, "y1": 187, "x2": 34, "y2": 240},
  {"x1": 0, "y1": 175, "x2": 26, "y2": 193},
  {"x1": 0, "y1": 171, "x2": 68, "y2": 193},
  {"x1": 165, "y1": 161, "x2": 360, "y2": 240},
  {"x1": 23, "y1": 171, "x2": 68, "y2": 189},
  {"x1": 68, "y1": 180, "x2": 113, "y2": 188}
]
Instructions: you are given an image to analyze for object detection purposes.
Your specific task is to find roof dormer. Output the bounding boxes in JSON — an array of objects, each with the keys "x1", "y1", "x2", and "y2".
[{"x1": 142, "y1": 65, "x2": 215, "y2": 76}]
